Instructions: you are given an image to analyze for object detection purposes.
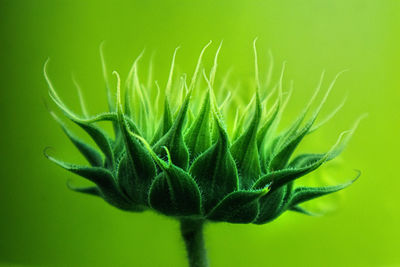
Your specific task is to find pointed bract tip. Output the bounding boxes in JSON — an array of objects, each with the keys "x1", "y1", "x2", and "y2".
[
  {"x1": 328, "y1": 69, "x2": 349, "y2": 88},
  {"x1": 278, "y1": 61, "x2": 287, "y2": 86},
  {"x1": 43, "y1": 58, "x2": 51, "y2": 83},
  {"x1": 357, "y1": 113, "x2": 369, "y2": 122},
  {"x1": 42, "y1": 97, "x2": 51, "y2": 112},
  {"x1": 351, "y1": 169, "x2": 361, "y2": 183},
  {"x1": 112, "y1": 71, "x2": 122, "y2": 101},
  {"x1": 347, "y1": 113, "x2": 368, "y2": 134},
  {"x1": 262, "y1": 182, "x2": 273, "y2": 195},
  {"x1": 99, "y1": 40, "x2": 106, "y2": 49},
  {"x1": 338, "y1": 68, "x2": 350, "y2": 75},
  {"x1": 44, "y1": 58, "x2": 50, "y2": 69},
  {"x1": 112, "y1": 70, "x2": 121, "y2": 80}
]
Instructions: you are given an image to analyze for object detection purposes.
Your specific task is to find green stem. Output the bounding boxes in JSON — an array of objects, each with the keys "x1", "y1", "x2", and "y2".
[{"x1": 180, "y1": 219, "x2": 208, "y2": 267}]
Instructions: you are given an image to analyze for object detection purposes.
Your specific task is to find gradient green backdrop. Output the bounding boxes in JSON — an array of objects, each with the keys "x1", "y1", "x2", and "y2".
[{"x1": 1, "y1": 0, "x2": 399, "y2": 266}]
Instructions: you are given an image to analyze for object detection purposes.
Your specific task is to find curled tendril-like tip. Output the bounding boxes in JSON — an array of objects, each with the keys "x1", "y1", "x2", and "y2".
[
  {"x1": 43, "y1": 146, "x2": 56, "y2": 159},
  {"x1": 161, "y1": 146, "x2": 172, "y2": 167},
  {"x1": 351, "y1": 169, "x2": 361, "y2": 183},
  {"x1": 42, "y1": 96, "x2": 51, "y2": 112},
  {"x1": 66, "y1": 179, "x2": 77, "y2": 190}
]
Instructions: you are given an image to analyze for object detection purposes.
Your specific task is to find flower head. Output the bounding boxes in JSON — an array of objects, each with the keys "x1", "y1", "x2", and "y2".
[{"x1": 45, "y1": 41, "x2": 360, "y2": 224}]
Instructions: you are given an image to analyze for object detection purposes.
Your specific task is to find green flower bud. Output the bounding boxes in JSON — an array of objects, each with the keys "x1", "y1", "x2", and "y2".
[{"x1": 44, "y1": 40, "x2": 361, "y2": 267}]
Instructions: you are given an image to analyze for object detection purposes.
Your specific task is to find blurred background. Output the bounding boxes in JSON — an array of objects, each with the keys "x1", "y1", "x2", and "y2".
[{"x1": 1, "y1": 0, "x2": 399, "y2": 266}]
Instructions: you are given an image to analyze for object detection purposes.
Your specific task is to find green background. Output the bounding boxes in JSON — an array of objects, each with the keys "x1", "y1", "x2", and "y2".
[{"x1": 1, "y1": 0, "x2": 399, "y2": 266}]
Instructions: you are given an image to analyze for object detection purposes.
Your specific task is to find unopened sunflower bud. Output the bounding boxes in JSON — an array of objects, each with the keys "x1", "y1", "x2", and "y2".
[{"x1": 44, "y1": 41, "x2": 361, "y2": 267}]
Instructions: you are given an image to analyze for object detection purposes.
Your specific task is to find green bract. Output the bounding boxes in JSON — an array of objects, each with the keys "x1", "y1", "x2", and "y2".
[{"x1": 45, "y1": 41, "x2": 361, "y2": 225}]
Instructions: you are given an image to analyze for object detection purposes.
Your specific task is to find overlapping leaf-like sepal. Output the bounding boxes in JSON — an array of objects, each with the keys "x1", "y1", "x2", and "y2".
[
  {"x1": 288, "y1": 172, "x2": 360, "y2": 209},
  {"x1": 207, "y1": 186, "x2": 271, "y2": 223},
  {"x1": 148, "y1": 166, "x2": 202, "y2": 217},
  {"x1": 189, "y1": 110, "x2": 239, "y2": 213},
  {"x1": 152, "y1": 91, "x2": 191, "y2": 170},
  {"x1": 45, "y1": 151, "x2": 143, "y2": 211},
  {"x1": 253, "y1": 122, "x2": 362, "y2": 224},
  {"x1": 134, "y1": 135, "x2": 202, "y2": 217},
  {"x1": 115, "y1": 72, "x2": 157, "y2": 206}
]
